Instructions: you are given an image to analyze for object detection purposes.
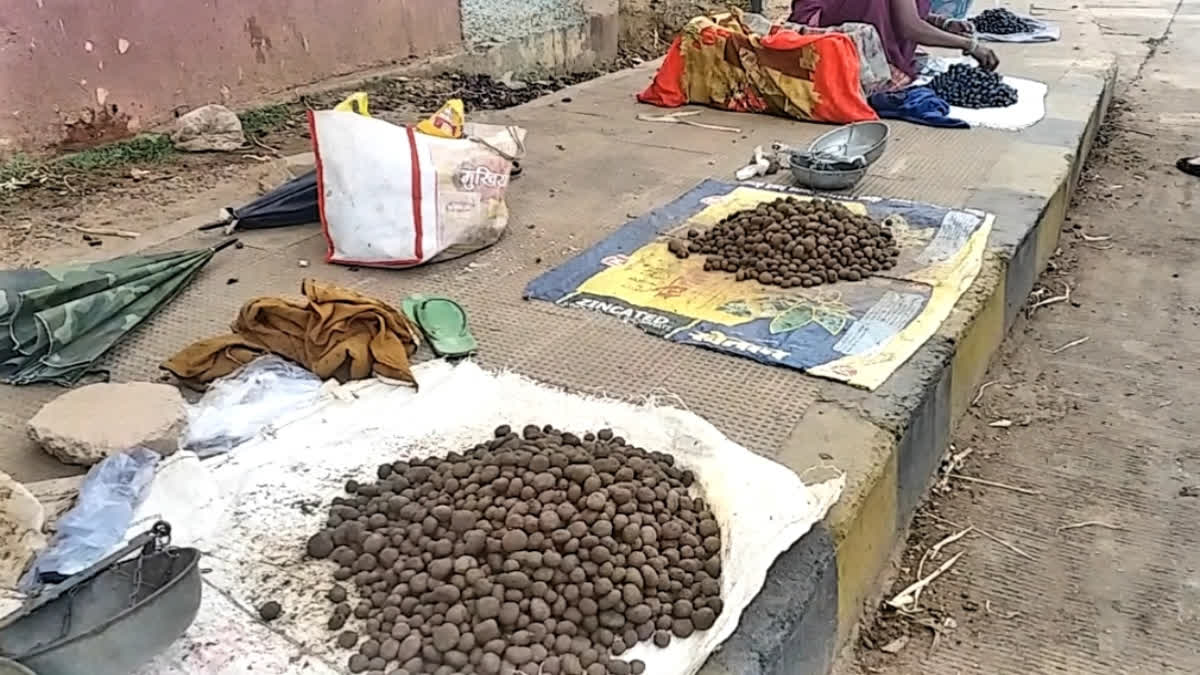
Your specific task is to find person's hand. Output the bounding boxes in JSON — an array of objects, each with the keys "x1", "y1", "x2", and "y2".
[
  {"x1": 970, "y1": 44, "x2": 999, "y2": 70},
  {"x1": 944, "y1": 18, "x2": 974, "y2": 35}
]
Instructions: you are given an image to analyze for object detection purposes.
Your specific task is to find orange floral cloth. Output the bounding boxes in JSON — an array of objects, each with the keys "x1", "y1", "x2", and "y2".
[{"x1": 639, "y1": 11, "x2": 878, "y2": 124}]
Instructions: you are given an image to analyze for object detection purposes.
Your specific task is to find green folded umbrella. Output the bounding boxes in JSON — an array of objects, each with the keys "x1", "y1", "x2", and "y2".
[{"x1": 0, "y1": 240, "x2": 237, "y2": 385}]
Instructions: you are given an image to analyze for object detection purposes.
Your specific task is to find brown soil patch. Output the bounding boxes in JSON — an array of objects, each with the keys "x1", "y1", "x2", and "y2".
[{"x1": 0, "y1": 6, "x2": 714, "y2": 266}]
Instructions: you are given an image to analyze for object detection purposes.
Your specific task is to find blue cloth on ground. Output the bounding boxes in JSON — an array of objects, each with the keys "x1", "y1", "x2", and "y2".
[{"x1": 868, "y1": 86, "x2": 969, "y2": 129}]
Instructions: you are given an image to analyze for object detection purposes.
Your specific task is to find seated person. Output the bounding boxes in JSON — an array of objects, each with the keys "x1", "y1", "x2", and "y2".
[{"x1": 790, "y1": 0, "x2": 998, "y2": 89}]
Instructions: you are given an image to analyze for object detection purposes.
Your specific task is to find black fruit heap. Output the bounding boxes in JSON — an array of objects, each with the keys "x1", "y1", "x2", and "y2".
[
  {"x1": 970, "y1": 8, "x2": 1035, "y2": 34},
  {"x1": 929, "y1": 63, "x2": 1018, "y2": 109}
]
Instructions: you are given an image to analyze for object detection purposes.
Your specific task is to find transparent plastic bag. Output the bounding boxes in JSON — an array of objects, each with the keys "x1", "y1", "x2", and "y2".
[
  {"x1": 180, "y1": 355, "x2": 323, "y2": 457},
  {"x1": 23, "y1": 447, "x2": 160, "y2": 587}
]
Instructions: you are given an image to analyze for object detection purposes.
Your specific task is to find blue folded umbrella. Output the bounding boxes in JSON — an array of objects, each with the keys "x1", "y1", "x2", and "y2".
[{"x1": 869, "y1": 86, "x2": 969, "y2": 129}]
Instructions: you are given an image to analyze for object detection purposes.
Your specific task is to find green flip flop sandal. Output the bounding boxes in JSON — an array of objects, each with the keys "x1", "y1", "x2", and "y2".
[{"x1": 402, "y1": 294, "x2": 478, "y2": 358}]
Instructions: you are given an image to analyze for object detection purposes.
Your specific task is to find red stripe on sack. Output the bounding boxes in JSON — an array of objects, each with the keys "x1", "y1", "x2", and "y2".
[
  {"x1": 317, "y1": 114, "x2": 427, "y2": 268},
  {"x1": 308, "y1": 110, "x2": 337, "y2": 264},
  {"x1": 407, "y1": 125, "x2": 424, "y2": 261}
]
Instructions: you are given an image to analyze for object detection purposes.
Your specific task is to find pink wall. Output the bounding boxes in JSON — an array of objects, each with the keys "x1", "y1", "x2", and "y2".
[{"x1": 0, "y1": 0, "x2": 462, "y2": 153}]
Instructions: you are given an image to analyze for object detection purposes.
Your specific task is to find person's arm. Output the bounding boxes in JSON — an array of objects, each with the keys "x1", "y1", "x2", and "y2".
[{"x1": 889, "y1": 0, "x2": 999, "y2": 69}]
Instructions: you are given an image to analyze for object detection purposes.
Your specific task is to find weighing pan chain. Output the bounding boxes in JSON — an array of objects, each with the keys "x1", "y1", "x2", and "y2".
[{"x1": 127, "y1": 522, "x2": 175, "y2": 608}]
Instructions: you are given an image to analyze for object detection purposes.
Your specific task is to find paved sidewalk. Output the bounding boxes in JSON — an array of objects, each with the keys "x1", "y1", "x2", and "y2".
[{"x1": 5, "y1": 3, "x2": 1116, "y2": 672}]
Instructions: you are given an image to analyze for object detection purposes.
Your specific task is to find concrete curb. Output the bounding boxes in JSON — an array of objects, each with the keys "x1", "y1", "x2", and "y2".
[{"x1": 698, "y1": 12, "x2": 1119, "y2": 675}]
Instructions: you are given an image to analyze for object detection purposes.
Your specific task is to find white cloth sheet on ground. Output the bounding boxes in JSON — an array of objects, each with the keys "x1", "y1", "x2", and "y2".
[
  {"x1": 914, "y1": 55, "x2": 1048, "y2": 131},
  {"x1": 131, "y1": 360, "x2": 843, "y2": 675},
  {"x1": 974, "y1": 15, "x2": 1061, "y2": 42}
]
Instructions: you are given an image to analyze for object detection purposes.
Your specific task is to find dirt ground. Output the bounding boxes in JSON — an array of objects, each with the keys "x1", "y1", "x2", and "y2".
[
  {"x1": 618, "y1": 0, "x2": 766, "y2": 59},
  {"x1": 0, "y1": 71, "x2": 624, "y2": 267},
  {"x1": 0, "y1": 0, "x2": 773, "y2": 267},
  {"x1": 845, "y1": 1, "x2": 1200, "y2": 672}
]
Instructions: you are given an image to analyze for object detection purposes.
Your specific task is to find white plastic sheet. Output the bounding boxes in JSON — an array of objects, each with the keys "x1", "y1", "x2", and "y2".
[
  {"x1": 915, "y1": 56, "x2": 1048, "y2": 131},
  {"x1": 137, "y1": 361, "x2": 843, "y2": 674},
  {"x1": 975, "y1": 15, "x2": 1061, "y2": 43},
  {"x1": 945, "y1": 76, "x2": 1047, "y2": 131}
]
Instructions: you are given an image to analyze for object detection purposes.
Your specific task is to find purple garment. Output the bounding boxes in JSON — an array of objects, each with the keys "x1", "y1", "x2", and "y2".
[{"x1": 790, "y1": 0, "x2": 932, "y2": 78}]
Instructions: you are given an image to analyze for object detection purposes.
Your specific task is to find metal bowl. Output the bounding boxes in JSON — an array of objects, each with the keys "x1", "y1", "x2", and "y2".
[
  {"x1": 788, "y1": 151, "x2": 866, "y2": 191},
  {"x1": 0, "y1": 658, "x2": 35, "y2": 675},
  {"x1": 808, "y1": 122, "x2": 890, "y2": 166}
]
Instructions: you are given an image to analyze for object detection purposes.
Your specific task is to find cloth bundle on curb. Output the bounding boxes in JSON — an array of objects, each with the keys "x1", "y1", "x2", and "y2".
[
  {"x1": 639, "y1": 11, "x2": 878, "y2": 124},
  {"x1": 161, "y1": 279, "x2": 419, "y2": 388}
]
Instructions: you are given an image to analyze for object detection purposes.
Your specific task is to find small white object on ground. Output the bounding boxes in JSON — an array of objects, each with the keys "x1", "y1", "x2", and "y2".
[
  {"x1": 0, "y1": 470, "x2": 47, "y2": 589},
  {"x1": 28, "y1": 382, "x2": 185, "y2": 465},
  {"x1": 1044, "y1": 336, "x2": 1090, "y2": 354},
  {"x1": 636, "y1": 111, "x2": 742, "y2": 133},
  {"x1": 171, "y1": 104, "x2": 246, "y2": 152},
  {"x1": 1055, "y1": 520, "x2": 1127, "y2": 535},
  {"x1": 887, "y1": 550, "x2": 966, "y2": 612},
  {"x1": 912, "y1": 526, "x2": 973, "y2": 607},
  {"x1": 499, "y1": 71, "x2": 529, "y2": 90},
  {"x1": 948, "y1": 472, "x2": 1040, "y2": 495},
  {"x1": 735, "y1": 145, "x2": 773, "y2": 180}
]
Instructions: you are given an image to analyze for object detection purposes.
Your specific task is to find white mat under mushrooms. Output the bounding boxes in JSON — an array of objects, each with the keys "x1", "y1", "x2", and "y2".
[{"x1": 129, "y1": 361, "x2": 843, "y2": 674}]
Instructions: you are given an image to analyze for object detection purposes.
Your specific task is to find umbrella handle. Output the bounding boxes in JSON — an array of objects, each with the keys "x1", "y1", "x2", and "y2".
[
  {"x1": 197, "y1": 218, "x2": 231, "y2": 231},
  {"x1": 212, "y1": 239, "x2": 240, "y2": 253}
]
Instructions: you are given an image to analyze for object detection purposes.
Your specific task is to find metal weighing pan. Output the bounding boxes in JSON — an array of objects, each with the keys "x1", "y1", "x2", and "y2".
[
  {"x1": 0, "y1": 658, "x2": 34, "y2": 675},
  {"x1": 0, "y1": 522, "x2": 201, "y2": 675},
  {"x1": 808, "y1": 121, "x2": 890, "y2": 166},
  {"x1": 786, "y1": 149, "x2": 867, "y2": 191}
]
